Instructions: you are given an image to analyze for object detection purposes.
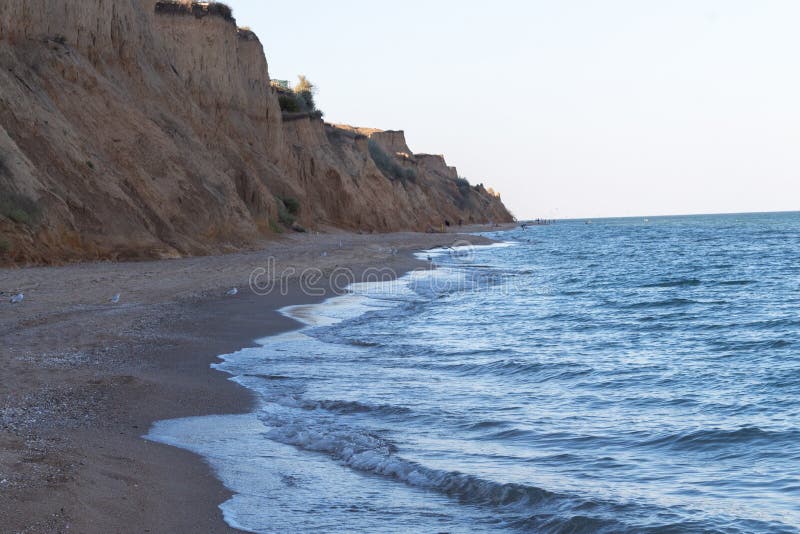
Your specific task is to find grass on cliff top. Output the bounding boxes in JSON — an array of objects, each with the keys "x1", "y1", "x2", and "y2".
[
  {"x1": 154, "y1": 1, "x2": 234, "y2": 23},
  {"x1": 368, "y1": 140, "x2": 417, "y2": 183},
  {"x1": 277, "y1": 75, "x2": 323, "y2": 119}
]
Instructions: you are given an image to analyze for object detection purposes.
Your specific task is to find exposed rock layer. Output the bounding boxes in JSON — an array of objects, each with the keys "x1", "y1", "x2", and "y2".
[{"x1": 0, "y1": 1, "x2": 513, "y2": 264}]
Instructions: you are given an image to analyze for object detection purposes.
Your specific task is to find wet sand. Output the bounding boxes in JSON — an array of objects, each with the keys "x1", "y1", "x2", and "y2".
[{"x1": 0, "y1": 228, "x2": 504, "y2": 532}]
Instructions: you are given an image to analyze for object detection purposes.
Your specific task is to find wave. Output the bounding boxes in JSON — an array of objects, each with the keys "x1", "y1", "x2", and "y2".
[
  {"x1": 708, "y1": 338, "x2": 792, "y2": 352},
  {"x1": 625, "y1": 298, "x2": 699, "y2": 309},
  {"x1": 257, "y1": 411, "x2": 632, "y2": 532},
  {"x1": 244, "y1": 373, "x2": 293, "y2": 381},
  {"x1": 344, "y1": 339, "x2": 381, "y2": 347},
  {"x1": 422, "y1": 359, "x2": 593, "y2": 381},
  {"x1": 641, "y1": 278, "x2": 702, "y2": 288},
  {"x1": 641, "y1": 426, "x2": 800, "y2": 451},
  {"x1": 299, "y1": 399, "x2": 412, "y2": 416}
]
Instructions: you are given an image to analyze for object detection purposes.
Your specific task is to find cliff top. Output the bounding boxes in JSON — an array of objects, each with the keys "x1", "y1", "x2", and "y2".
[{"x1": 154, "y1": 1, "x2": 235, "y2": 24}]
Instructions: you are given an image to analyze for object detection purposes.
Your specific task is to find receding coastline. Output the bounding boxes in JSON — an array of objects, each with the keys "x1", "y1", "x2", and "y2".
[
  {"x1": 0, "y1": 228, "x2": 507, "y2": 532},
  {"x1": 0, "y1": 1, "x2": 513, "y2": 265}
]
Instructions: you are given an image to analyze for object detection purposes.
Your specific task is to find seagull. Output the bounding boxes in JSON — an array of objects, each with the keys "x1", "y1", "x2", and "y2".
[
  {"x1": 321, "y1": 251, "x2": 328, "y2": 257},
  {"x1": 110, "y1": 293, "x2": 121, "y2": 304},
  {"x1": 9, "y1": 293, "x2": 23, "y2": 304},
  {"x1": 226, "y1": 288, "x2": 238, "y2": 296}
]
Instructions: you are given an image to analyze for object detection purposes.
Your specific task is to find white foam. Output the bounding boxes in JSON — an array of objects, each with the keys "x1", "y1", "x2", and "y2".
[
  {"x1": 145, "y1": 267, "x2": 519, "y2": 532},
  {"x1": 414, "y1": 240, "x2": 516, "y2": 262}
]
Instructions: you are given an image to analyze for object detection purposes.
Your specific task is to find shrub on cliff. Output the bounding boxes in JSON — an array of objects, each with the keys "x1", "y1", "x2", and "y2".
[
  {"x1": 275, "y1": 196, "x2": 297, "y2": 226},
  {"x1": 455, "y1": 176, "x2": 471, "y2": 193},
  {"x1": 278, "y1": 94, "x2": 301, "y2": 113},
  {"x1": 294, "y1": 75, "x2": 316, "y2": 112},
  {"x1": 281, "y1": 196, "x2": 301, "y2": 216},
  {"x1": 208, "y1": 2, "x2": 233, "y2": 21},
  {"x1": 277, "y1": 75, "x2": 322, "y2": 116},
  {"x1": 154, "y1": 1, "x2": 234, "y2": 22},
  {"x1": 0, "y1": 191, "x2": 41, "y2": 226},
  {"x1": 369, "y1": 140, "x2": 417, "y2": 183}
]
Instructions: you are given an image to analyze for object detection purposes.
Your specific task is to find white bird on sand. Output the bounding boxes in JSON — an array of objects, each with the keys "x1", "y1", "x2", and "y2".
[
  {"x1": 110, "y1": 293, "x2": 121, "y2": 304},
  {"x1": 226, "y1": 288, "x2": 238, "y2": 296},
  {"x1": 9, "y1": 293, "x2": 23, "y2": 304},
  {"x1": 321, "y1": 251, "x2": 328, "y2": 257}
]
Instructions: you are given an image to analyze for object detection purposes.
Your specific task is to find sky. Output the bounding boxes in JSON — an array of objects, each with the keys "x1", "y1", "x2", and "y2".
[{"x1": 225, "y1": 1, "x2": 800, "y2": 220}]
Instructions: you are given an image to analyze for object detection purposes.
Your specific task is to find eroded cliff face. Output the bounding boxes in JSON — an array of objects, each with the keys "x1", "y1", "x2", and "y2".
[{"x1": 0, "y1": 1, "x2": 513, "y2": 264}]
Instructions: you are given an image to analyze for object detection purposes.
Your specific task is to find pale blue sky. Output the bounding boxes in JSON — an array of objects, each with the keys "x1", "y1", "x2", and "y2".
[{"x1": 226, "y1": 1, "x2": 800, "y2": 219}]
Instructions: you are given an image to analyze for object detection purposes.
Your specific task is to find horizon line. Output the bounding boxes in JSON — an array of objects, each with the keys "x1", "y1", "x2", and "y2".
[{"x1": 521, "y1": 209, "x2": 800, "y2": 222}]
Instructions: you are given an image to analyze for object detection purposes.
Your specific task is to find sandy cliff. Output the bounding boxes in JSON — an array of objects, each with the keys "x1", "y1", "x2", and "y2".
[{"x1": 0, "y1": 0, "x2": 513, "y2": 264}]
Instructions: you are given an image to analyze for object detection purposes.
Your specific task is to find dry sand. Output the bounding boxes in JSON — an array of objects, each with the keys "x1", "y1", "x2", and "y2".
[{"x1": 0, "y1": 228, "x2": 507, "y2": 533}]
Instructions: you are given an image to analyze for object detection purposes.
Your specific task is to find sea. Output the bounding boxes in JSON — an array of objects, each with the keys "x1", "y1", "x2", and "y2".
[{"x1": 148, "y1": 212, "x2": 800, "y2": 533}]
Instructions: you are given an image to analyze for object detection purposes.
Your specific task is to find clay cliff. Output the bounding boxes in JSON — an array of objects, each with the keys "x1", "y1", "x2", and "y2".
[{"x1": 0, "y1": 1, "x2": 513, "y2": 264}]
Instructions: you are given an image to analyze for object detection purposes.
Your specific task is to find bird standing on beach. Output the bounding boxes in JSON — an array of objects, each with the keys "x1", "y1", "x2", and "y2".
[
  {"x1": 9, "y1": 293, "x2": 23, "y2": 304},
  {"x1": 226, "y1": 288, "x2": 238, "y2": 296},
  {"x1": 110, "y1": 293, "x2": 121, "y2": 304}
]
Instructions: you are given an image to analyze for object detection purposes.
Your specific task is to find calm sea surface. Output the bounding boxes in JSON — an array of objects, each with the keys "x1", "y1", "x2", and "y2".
[{"x1": 150, "y1": 212, "x2": 800, "y2": 533}]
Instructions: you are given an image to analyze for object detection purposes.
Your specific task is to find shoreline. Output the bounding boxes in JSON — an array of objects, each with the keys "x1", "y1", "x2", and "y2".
[{"x1": 0, "y1": 228, "x2": 508, "y2": 532}]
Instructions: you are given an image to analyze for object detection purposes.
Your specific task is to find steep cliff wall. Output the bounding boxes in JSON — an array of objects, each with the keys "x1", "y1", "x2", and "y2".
[{"x1": 0, "y1": 1, "x2": 513, "y2": 264}]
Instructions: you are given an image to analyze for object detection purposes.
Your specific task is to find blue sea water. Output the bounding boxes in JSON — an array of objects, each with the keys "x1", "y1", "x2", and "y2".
[{"x1": 149, "y1": 212, "x2": 800, "y2": 533}]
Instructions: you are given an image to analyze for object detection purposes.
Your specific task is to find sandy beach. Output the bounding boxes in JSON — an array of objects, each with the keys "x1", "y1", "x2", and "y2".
[{"x1": 0, "y1": 228, "x2": 502, "y2": 533}]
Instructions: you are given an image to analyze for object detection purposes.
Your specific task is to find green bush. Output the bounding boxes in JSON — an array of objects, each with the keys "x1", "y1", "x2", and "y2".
[
  {"x1": 0, "y1": 191, "x2": 41, "y2": 226},
  {"x1": 294, "y1": 75, "x2": 316, "y2": 111},
  {"x1": 277, "y1": 92, "x2": 320, "y2": 115},
  {"x1": 278, "y1": 92, "x2": 322, "y2": 116},
  {"x1": 296, "y1": 90, "x2": 315, "y2": 113},
  {"x1": 277, "y1": 75, "x2": 322, "y2": 116},
  {"x1": 268, "y1": 218, "x2": 283, "y2": 234},
  {"x1": 0, "y1": 239, "x2": 9, "y2": 254},
  {"x1": 154, "y1": 1, "x2": 234, "y2": 22},
  {"x1": 278, "y1": 94, "x2": 301, "y2": 113},
  {"x1": 455, "y1": 176, "x2": 471, "y2": 195},
  {"x1": 368, "y1": 140, "x2": 417, "y2": 183},
  {"x1": 281, "y1": 196, "x2": 300, "y2": 216},
  {"x1": 275, "y1": 197, "x2": 295, "y2": 226},
  {"x1": 207, "y1": 2, "x2": 233, "y2": 20}
]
